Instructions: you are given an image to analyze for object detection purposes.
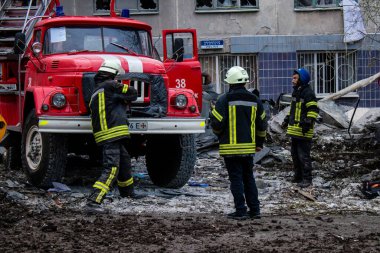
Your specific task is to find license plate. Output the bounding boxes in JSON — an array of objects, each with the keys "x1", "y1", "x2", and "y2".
[{"x1": 128, "y1": 121, "x2": 148, "y2": 131}]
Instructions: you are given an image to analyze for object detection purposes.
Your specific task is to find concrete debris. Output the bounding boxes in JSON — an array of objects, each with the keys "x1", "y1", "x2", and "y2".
[{"x1": 47, "y1": 182, "x2": 71, "y2": 193}]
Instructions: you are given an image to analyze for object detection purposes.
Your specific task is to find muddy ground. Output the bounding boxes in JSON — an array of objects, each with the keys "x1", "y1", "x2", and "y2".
[{"x1": 1, "y1": 143, "x2": 380, "y2": 252}]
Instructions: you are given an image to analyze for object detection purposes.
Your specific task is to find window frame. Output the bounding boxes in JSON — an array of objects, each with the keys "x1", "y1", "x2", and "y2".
[
  {"x1": 199, "y1": 54, "x2": 258, "y2": 94},
  {"x1": 195, "y1": 0, "x2": 259, "y2": 13},
  {"x1": 294, "y1": 0, "x2": 358, "y2": 10},
  {"x1": 297, "y1": 51, "x2": 358, "y2": 97},
  {"x1": 94, "y1": 0, "x2": 159, "y2": 15}
]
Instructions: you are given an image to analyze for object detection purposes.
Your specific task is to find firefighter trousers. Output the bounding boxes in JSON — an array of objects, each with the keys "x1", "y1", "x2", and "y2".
[
  {"x1": 291, "y1": 138, "x2": 312, "y2": 181},
  {"x1": 224, "y1": 156, "x2": 260, "y2": 214},
  {"x1": 89, "y1": 140, "x2": 133, "y2": 204}
]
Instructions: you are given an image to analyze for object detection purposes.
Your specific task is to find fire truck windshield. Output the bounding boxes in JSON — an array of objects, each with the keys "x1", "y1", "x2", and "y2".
[{"x1": 43, "y1": 26, "x2": 153, "y2": 56}]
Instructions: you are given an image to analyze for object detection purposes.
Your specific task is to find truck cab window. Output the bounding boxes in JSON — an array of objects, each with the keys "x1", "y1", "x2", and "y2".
[{"x1": 104, "y1": 28, "x2": 152, "y2": 56}]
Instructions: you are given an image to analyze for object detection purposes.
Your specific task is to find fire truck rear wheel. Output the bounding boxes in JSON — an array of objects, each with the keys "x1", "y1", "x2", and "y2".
[
  {"x1": 21, "y1": 109, "x2": 68, "y2": 188},
  {"x1": 146, "y1": 134, "x2": 196, "y2": 188}
]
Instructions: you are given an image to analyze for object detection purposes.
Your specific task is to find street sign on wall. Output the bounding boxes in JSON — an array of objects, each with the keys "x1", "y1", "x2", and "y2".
[{"x1": 200, "y1": 40, "x2": 224, "y2": 49}]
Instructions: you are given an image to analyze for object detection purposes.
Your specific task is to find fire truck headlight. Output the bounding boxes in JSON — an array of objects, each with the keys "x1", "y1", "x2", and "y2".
[
  {"x1": 175, "y1": 94, "x2": 187, "y2": 109},
  {"x1": 52, "y1": 93, "x2": 67, "y2": 108}
]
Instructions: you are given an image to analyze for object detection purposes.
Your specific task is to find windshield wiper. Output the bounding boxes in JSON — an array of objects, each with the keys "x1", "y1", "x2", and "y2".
[
  {"x1": 68, "y1": 49, "x2": 101, "y2": 55},
  {"x1": 109, "y1": 42, "x2": 137, "y2": 55}
]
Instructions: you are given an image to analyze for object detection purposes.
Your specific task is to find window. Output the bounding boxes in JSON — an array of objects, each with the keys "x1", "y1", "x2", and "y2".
[
  {"x1": 297, "y1": 51, "x2": 356, "y2": 95},
  {"x1": 43, "y1": 26, "x2": 153, "y2": 57},
  {"x1": 295, "y1": 0, "x2": 357, "y2": 8},
  {"x1": 196, "y1": 0, "x2": 258, "y2": 10},
  {"x1": 165, "y1": 33, "x2": 194, "y2": 61},
  {"x1": 95, "y1": 0, "x2": 158, "y2": 13},
  {"x1": 199, "y1": 54, "x2": 257, "y2": 94}
]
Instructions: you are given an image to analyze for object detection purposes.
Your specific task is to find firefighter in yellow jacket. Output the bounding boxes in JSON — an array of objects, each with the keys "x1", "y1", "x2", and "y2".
[
  {"x1": 282, "y1": 68, "x2": 319, "y2": 188},
  {"x1": 87, "y1": 60, "x2": 142, "y2": 209},
  {"x1": 210, "y1": 66, "x2": 267, "y2": 220}
]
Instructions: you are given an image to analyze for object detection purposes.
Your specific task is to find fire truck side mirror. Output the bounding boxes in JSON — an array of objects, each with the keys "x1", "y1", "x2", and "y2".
[
  {"x1": 14, "y1": 32, "x2": 26, "y2": 55},
  {"x1": 173, "y1": 38, "x2": 184, "y2": 62}
]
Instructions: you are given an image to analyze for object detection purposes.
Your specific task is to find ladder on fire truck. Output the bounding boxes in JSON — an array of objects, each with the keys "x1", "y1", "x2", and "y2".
[{"x1": 0, "y1": 0, "x2": 59, "y2": 91}]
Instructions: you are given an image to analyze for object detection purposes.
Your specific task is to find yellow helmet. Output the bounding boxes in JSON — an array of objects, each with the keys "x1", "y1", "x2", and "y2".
[
  {"x1": 224, "y1": 66, "x2": 249, "y2": 85},
  {"x1": 98, "y1": 60, "x2": 125, "y2": 75}
]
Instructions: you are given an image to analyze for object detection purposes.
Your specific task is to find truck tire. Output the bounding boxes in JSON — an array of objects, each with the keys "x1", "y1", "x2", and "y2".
[
  {"x1": 4, "y1": 146, "x2": 21, "y2": 170},
  {"x1": 21, "y1": 110, "x2": 68, "y2": 188},
  {"x1": 146, "y1": 134, "x2": 196, "y2": 188}
]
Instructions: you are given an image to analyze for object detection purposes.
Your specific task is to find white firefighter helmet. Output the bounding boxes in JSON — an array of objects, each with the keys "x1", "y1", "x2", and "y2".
[
  {"x1": 224, "y1": 66, "x2": 249, "y2": 85},
  {"x1": 98, "y1": 60, "x2": 125, "y2": 75}
]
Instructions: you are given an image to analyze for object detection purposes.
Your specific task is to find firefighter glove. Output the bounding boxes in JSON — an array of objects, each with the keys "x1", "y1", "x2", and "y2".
[
  {"x1": 281, "y1": 115, "x2": 289, "y2": 129},
  {"x1": 301, "y1": 117, "x2": 313, "y2": 134}
]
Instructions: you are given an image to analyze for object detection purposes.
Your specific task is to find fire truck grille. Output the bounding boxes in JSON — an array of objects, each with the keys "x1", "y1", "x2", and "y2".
[{"x1": 129, "y1": 80, "x2": 150, "y2": 103}]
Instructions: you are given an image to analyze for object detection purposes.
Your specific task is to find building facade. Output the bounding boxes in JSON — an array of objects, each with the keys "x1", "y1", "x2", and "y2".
[{"x1": 60, "y1": 0, "x2": 380, "y2": 107}]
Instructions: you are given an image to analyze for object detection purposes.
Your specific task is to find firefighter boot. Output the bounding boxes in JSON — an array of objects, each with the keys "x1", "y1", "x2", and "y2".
[
  {"x1": 291, "y1": 166, "x2": 303, "y2": 183},
  {"x1": 119, "y1": 184, "x2": 146, "y2": 199},
  {"x1": 84, "y1": 191, "x2": 108, "y2": 214},
  {"x1": 227, "y1": 211, "x2": 248, "y2": 220},
  {"x1": 298, "y1": 166, "x2": 312, "y2": 188},
  {"x1": 298, "y1": 178, "x2": 312, "y2": 188},
  {"x1": 292, "y1": 169, "x2": 303, "y2": 183}
]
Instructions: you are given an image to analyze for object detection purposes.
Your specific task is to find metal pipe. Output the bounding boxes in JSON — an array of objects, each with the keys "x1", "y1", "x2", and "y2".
[{"x1": 348, "y1": 98, "x2": 360, "y2": 139}]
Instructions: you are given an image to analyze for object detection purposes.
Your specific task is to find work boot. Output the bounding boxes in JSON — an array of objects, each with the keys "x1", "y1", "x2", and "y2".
[
  {"x1": 119, "y1": 185, "x2": 146, "y2": 199},
  {"x1": 122, "y1": 191, "x2": 146, "y2": 199},
  {"x1": 227, "y1": 211, "x2": 248, "y2": 220},
  {"x1": 298, "y1": 179, "x2": 312, "y2": 188},
  {"x1": 291, "y1": 176, "x2": 303, "y2": 183},
  {"x1": 247, "y1": 210, "x2": 261, "y2": 219},
  {"x1": 291, "y1": 169, "x2": 303, "y2": 183},
  {"x1": 84, "y1": 201, "x2": 108, "y2": 214}
]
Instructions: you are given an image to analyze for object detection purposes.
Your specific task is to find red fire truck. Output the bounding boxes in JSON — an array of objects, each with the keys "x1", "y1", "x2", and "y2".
[{"x1": 0, "y1": 0, "x2": 204, "y2": 188}]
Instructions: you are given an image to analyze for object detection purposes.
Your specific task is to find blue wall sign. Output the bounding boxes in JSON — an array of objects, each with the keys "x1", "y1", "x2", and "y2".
[{"x1": 200, "y1": 40, "x2": 224, "y2": 49}]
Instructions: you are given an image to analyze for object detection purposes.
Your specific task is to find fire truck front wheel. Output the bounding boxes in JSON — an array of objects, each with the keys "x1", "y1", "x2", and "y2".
[
  {"x1": 146, "y1": 134, "x2": 196, "y2": 188},
  {"x1": 21, "y1": 109, "x2": 68, "y2": 188}
]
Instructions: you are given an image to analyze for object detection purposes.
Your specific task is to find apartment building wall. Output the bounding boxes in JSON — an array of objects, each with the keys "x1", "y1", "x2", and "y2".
[{"x1": 59, "y1": 0, "x2": 380, "y2": 107}]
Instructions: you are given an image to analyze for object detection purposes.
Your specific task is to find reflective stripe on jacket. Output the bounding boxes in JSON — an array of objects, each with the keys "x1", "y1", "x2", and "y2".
[
  {"x1": 210, "y1": 85, "x2": 267, "y2": 156},
  {"x1": 286, "y1": 84, "x2": 319, "y2": 140},
  {"x1": 89, "y1": 80, "x2": 137, "y2": 145}
]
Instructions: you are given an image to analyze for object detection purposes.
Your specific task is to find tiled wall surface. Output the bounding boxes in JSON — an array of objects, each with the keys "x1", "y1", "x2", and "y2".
[
  {"x1": 357, "y1": 50, "x2": 380, "y2": 107},
  {"x1": 258, "y1": 52, "x2": 297, "y2": 101}
]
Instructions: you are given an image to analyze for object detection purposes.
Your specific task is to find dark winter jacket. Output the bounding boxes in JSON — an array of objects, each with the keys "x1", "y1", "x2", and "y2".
[
  {"x1": 210, "y1": 85, "x2": 267, "y2": 156},
  {"x1": 286, "y1": 84, "x2": 319, "y2": 140},
  {"x1": 89, "y1": 80, "x2": 137, "y2": 145}
]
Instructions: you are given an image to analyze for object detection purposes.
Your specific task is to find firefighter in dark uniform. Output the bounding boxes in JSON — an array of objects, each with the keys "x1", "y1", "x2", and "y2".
[
  {"x1": 86, "y1": 60, "x2": 143, "y2": 208},
  {"x1": 282, "y1": 68, "x2": 319, "y2": 188},
  {"x1": 210, "y1": 66, "x2": 267, "y2": 220}
]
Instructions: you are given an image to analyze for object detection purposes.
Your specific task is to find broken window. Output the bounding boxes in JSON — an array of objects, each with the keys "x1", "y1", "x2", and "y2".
[
  {"x1": 297, "y1": 51, "x2": 357, "y2": 95},
  {"x1": 295, "y1": 0, "x2": 357, "y2": 8},
  {"x1": 196, "y1": 0, "x2": 258, "y2": 10},
  {"x1": 95, "y1": 0, "x2": 158, "y2": 13}
]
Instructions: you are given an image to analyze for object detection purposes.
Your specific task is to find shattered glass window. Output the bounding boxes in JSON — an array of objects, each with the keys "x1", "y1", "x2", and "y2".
[
  {"x1": 297, "y1": 51, "x2": 357, "y2": 95},
  {"x1": 196, "y1": 0, "x2": 258, "y2": 10},
  {"x1": 295, "y1": 0, "x2": 357, "y2": 9},
  {"x1": 95, "y1": 0, "x2": 159, "y2": 13}
]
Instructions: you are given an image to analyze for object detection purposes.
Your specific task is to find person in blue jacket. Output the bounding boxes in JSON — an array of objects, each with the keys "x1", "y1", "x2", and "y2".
[{"x1": 282, "y1": 68, "x2": 319, "y2": 188}]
